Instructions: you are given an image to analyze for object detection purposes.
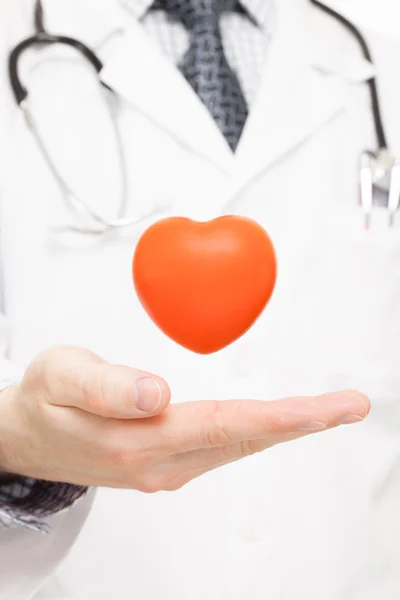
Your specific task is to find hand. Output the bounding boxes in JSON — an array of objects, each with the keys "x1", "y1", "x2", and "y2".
[{"x1": 0, "y1": 347, "x2": 370, "y2": 492}]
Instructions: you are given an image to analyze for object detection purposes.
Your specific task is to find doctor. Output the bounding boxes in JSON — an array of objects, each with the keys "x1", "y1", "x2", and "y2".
[{"x1": 0, "y1": 0, "x2": 400, "y2": 598}]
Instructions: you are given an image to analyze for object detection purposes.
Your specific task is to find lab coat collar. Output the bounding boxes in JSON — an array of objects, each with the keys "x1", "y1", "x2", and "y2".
[
  {"x1": 120, "y1": 0, "x2": 276, "y2": 29},
  {"x1": 101, "y1": 16, "x2": 235, "y2": 172},
  {"x1": 99, "y1": 0, "x2": 375, "y2": 176},
  {"x1": 119, "y1": 0, "x2": 153, "y2": 20},
  {"x1": 243, "y1": 0, "x2": 277, "y2": 31},
  {"x1": 222, "y1": 0, "x2": 376, "y2": 198},
  {"x1": 100, "y1": 0, "x2": 278, "y2": 173}
]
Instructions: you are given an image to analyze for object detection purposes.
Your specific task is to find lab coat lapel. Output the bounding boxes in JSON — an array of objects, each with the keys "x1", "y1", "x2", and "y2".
[
  {"x1": 100, "y1": 18, "x2": 234, "y2": 173},
  {"x1": 229, "y1": 0, "x2": 348, "y2": 196}
]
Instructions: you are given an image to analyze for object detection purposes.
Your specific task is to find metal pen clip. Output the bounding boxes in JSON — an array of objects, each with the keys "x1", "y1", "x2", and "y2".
[
  {"x1": 388, "y1": 163, "x2": 400, "y2": 227},
  {"x1": 359, "y1": 150, "x2": 399, "y2": 229},
  {"x1": 359, "y1": 151, "x2": 374, "y2": 229}
]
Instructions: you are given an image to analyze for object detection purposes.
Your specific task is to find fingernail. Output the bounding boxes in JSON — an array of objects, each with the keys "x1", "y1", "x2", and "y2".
[
  {"x1": 338, "y1": 414, "x2": 365, "y2": 426},
  {"x1": 134, "y1": 378, "x2": 163, "y2": 413},
  {"x1": 299, "y1": 421, "x2": 327, "y2": 431},
  {"x1": 342, "y1": 390, "x2": 370, "y2": 415}
]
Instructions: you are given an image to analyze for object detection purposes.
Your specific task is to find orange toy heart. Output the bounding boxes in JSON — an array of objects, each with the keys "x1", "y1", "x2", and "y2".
[{"x1": 132, "y1": 216, "x2": 277, "y2": 354}]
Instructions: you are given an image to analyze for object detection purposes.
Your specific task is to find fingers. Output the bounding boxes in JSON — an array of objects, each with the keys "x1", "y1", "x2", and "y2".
[
  {"x1": 167, "y1": 390, "x2": 370, "y2": 453},
  {"x1": 144, "y1": 429, "x2": 334, "y2": 493},
  {"x1": 33, "y1": 346, "x2": 171, "y2": 419},
  {"x1": 162, "y1": 410, "x2": 369, "y2": 490},
  {"x1": 171, "y1": 429, "x2": 329, "y2": 478},
  {"x1": 78, "y1": 364, "x2": 170, "y2": 419}
]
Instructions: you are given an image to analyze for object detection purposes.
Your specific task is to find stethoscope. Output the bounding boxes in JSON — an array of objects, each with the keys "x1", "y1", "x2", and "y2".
[
  {"x1": 8, "y1": 0, "x2": 400, "y2": 233},
  {"x1": 8, "y1": 0, "x2": 151, "y2": 234}
]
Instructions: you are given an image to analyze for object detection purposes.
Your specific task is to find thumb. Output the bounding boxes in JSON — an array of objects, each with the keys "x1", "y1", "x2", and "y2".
[{"x1": 29, "y1": 346, "x2": 171, "y2": 419}]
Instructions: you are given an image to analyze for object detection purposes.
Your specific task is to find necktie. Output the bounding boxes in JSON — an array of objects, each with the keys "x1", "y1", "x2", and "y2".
[{"x1": 151, "y1": 0, "x2": 249, "y2": 151}]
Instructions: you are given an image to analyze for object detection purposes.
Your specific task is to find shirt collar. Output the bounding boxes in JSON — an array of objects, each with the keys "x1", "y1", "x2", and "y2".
[
  {"x1": 120, "y1": 0, "x2": 153, "y2": 20},
  {"x1": 241, "y1": 0, "x2": 275, "y2": 30},
  {"x1": 120, "y1": 0, "x2": 275, "y2": 29}
]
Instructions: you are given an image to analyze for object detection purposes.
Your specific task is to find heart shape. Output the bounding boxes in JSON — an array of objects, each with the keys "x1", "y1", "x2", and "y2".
[{"x1": 132, "y1": 216, "x2": 277, "y2": 354}]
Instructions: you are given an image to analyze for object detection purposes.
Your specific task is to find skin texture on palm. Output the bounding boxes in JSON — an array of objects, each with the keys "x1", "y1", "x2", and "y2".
[{"x1": 0, "y1": 346, "x2": 370, "y2": 492}]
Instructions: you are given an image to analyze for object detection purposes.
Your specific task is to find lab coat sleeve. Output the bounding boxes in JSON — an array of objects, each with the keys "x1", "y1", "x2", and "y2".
[
  {"x1": 0, "y1": 488, "x2": 96, "y2": 600},
  {"x1": 0, "y1": 3, "x2": 95, "y2": 597},
  {"x1": 0, "y1": 478, "x2": 89, "y2": 533},
  {"x1": 0, "y1": 0, "x2": 88, "y2": 530},
  {"x1": 0, "y1": 2, "x2": 40, "y2": 393}
]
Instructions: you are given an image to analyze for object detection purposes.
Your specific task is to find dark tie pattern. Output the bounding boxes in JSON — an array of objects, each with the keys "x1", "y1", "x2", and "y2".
[{"x1": 151, "y1": 0, "x2": 249, "y2": 151}]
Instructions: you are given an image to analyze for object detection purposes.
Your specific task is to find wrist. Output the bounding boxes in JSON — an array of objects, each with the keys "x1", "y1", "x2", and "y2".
[{"x1": 0, "y1": 384, "x2": 23, "y2": 476}]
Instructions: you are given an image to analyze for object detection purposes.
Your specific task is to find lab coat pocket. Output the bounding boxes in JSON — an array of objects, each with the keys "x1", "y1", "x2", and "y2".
[{"x1": 324, "y1": 203, "x2": 400, "y2": 405}]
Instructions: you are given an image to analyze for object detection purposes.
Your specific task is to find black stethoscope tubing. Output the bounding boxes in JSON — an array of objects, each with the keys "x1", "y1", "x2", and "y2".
[
  {"x1": 310, "y1": 0, "x2": 387, "y2": 150},
  {"x1": 9, "y1": 33, "x2": 105, "y2": 105},
  {"x1": 8, "y1": 0, "x2": 388, "y2": 153},
  {"x1": 34, "y1": 0, "x2": 45, "y2": 34}
]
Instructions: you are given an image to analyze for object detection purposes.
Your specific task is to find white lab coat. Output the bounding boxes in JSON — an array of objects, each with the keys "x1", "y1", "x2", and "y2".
[{"x1": 2, "y1": 0, "x2": 400, "y2": 598}]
